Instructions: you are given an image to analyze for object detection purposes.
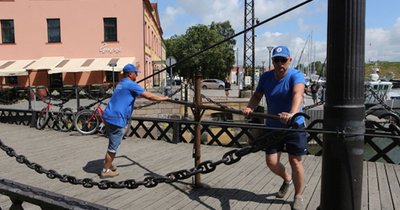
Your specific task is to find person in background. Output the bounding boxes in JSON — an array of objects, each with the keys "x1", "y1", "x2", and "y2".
[
  {"x1": 100, "y1": 64, "x2": 169, "y2": 179},
  {"x1": 310, "y1": 81, "x2": 320, "y2": 104},
  {"x1": 242, "y1": 46, "x2": 307, "y2": 210},
  {"x1": 224, "y1": 79, "x2": 231, "y2": 98}
]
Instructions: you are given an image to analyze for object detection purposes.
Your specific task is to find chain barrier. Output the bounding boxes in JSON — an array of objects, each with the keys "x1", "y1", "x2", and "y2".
[
  {"x1": 134, "y1": 87, "x2": 182, "y2": 110},
  {"x1": 189, "y1": 86, "x2": 231, "y2": 110},
  {"x1": 0, "y1": 130, "x2": 289, "y2": 190},
  {"x1": 367, "y1": 87, "x2": 400, "y2": 116},
  {"x1": 303, "y1": 100, "x2": 324, "y2": 111}
]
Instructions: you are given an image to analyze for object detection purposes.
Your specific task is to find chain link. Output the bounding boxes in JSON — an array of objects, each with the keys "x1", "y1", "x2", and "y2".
[
  {"x1": 0, "y1": 130, "x2": 285, "y2": 190},
  {"x1": 189, "y1": 86, "x2": 231, "y2": 109},
  {"x1": 367, "y1": 87, "x2": 400, "y2": 116},
  {"x1": 134, "y1": 87, "x2": 182, "y2": 110},
  {"x1": 303, "y1": 100, "x2": 324, "y2": 111}
]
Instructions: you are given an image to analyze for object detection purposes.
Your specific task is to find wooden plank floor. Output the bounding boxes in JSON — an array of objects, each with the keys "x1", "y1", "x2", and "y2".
[{"x1": 0, "y1": 123, "x2": 399, "y2": 210}]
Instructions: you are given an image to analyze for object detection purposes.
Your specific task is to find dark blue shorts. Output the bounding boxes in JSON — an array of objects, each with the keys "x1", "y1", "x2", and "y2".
[{"x1": 264, "y1": 124, "x2": 307, "y2": 156}]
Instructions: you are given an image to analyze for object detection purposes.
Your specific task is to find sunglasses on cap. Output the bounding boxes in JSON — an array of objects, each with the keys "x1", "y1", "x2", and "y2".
[{"x1": 272, "y1": 57, "x2": 288, "y2": 63}]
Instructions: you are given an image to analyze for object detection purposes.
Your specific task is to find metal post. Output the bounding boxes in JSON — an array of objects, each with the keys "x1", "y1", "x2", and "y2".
[
  {"x1": 75, "y1": 86, "x2": 80, "y2": 111},
  {"x1": 267, "y1": 46, "x2": 273, "y2": 70},
  {"x1": 320, "y1": 0, "x2": 365, "y2": 209},
  {"x1": 236, "y1": 48, "x2": 239, "y2": 85},
  {"x1": 184, "y1": 82, "x2": 188, "y2": 119},
  {"x1": 193, "y1": 71, "x2": 202, "y2": 187}
]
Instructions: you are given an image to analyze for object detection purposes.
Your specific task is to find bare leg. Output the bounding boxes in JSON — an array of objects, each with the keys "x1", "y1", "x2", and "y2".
[
  {"x1": 266, "y1": 152, "x2": 291, "y2": 181},
  {"x1": 289, "y1": 154, "x2": 304, "y2": 196},
  {"x1": 103, "y1": 151, "x2": 116, "y2": 170}
]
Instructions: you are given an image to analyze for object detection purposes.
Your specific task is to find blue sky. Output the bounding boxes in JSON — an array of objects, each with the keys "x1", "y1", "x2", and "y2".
[{"x1": 156, "y1": 0, "x2": 400, "y2": 66}]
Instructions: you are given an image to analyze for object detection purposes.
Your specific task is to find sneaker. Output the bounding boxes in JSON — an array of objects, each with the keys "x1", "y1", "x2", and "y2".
[
  {"x1": 110, "y1": 164, "x2": 117, "y2": 171},
  {"x1": 100, "y1": 169, "x2": 119, "y2": 179},
  {"x1": 293, "y1": 195, "x2": 304, "y2": 210},
  {"x1": 277, "y1": 180, "x2": 292, "y2": 198}
]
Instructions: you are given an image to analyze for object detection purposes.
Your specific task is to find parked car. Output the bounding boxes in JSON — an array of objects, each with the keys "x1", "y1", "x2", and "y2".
[{"x1": 201, "y1": 79, "x2": 225, "y2": 89}]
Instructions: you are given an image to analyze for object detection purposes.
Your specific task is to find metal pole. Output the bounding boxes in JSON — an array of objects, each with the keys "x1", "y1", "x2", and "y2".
[
  {"x1": 112, "y1": 66, "x2": 115, "y2": 91},
  {"x1": 193, "y1": 71, "x2": 202, "y2": 187},
  {"x1": 236, "y1": 48, "x2": 239, "y2": 85},
  {"x1": 320, "y1": 0, "x2": 365, "y2": 209},
  {"x1": 184, "y1": 82, "x2": 188, "y2": 119},
  {"x1": 267, "y1": 46, "x2": 273, "y2": 70}
]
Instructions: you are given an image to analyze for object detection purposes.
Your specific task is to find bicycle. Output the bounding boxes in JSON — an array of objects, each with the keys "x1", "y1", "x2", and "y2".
[
  {"x1": 36, "y1": 97, "x2": 74, "y2": 131},
  {"x1": 73, "y1": 98, "x2": 108, "y2": 135}
]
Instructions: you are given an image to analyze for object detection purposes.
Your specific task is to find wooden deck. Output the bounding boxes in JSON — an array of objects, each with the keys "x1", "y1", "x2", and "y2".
[{"x1": 0, "y1": 123, "x2": 399, "y2": 210}]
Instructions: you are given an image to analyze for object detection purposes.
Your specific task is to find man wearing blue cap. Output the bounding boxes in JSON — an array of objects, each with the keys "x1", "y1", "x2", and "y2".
[
  {"x1": 242, "y1": 46, "x2": 306, "y2": 209},
  {"x1": 100, "y1": 63, "x2": 169, "y2": 179}
]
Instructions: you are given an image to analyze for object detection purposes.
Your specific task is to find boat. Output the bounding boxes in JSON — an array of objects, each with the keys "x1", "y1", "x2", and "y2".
[{"x1": 365, "y1": 63, "x2": 400, "y2": 116}]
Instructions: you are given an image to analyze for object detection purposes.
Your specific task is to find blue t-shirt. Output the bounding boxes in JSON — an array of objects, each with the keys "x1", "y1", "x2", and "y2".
[
  {"x1": 103, "y1": 78, "x2": 145, "y2": 128},
  {"x1": 256, "y1": 68, "x2": 305, "y2": 128}
]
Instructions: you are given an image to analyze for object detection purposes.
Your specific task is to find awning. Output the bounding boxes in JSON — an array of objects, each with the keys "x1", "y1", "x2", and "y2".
[
  {"x1": 0, "y1": 60, "x2": 36, "y2": 76},
  {"x1": 26, "y1": 57, "x2": 65, "y2": 70},
  {"x1": 49, "y1": 58, "x2": 88, "y2": 74},
  {"x1": 48, "y1": 57, "x2": 136, "y2": 74},
  {"x1": 83, "y1": 57, "x2": 136, "y2": 72}
]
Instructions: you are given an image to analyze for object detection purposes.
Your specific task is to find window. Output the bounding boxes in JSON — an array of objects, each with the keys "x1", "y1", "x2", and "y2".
[
  {"x1": 47, "y1": 19, "x2": 61, "y2": 43},
  {"x1": 1, "y1": 19, "x2": 15, "y2": 44},
  {"x1": 103, "y1": 18, "x2": 117, "y2": 42},
  {"x1": 49, "y1": 73, "x2": 63, "y2": 88},
  {"x1": 5, "y1": 76, "x2": 17, "y2": 85}
]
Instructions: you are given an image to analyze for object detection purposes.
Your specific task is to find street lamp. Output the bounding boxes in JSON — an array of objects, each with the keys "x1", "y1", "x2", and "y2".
[
  {"x1": 267, "y1": 46, "x2": 274, "y2": 70},
  {"x1": 109, "y1": 62, "x2": 117, "y2": 92}
]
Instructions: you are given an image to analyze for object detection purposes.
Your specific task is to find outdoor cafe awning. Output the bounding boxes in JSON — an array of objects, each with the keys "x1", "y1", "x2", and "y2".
[
  {"x1": 0, "y1": 59, "x2": 36, "y2": 76},
  {"x1": 0, "y1": 57, "x2": 137, "y2": 76},
  {"x1": 48, "y1": 57, "x2": 136, "y2": 74},
  {"x1": 26, "y1": 56, "x2": 65, "y2": 71}
]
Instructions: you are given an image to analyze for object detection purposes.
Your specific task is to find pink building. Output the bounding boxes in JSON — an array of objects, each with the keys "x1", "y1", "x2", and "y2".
[{"x1": 0, "y1": 0, "x2": 165, "y2": 90}]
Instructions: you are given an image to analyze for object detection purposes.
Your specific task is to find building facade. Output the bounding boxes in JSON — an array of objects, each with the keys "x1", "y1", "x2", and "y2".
[{"x1": 0, "y1": 0, "x2": 165, "y2": 90}]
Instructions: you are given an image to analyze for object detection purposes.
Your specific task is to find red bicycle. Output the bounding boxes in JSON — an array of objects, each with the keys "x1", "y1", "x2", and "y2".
[
  {"x1": 36, "y1": 97, "x2": 74, "y2": 131},
  {"x1": 73, "y1": 99, "x2": 107, "y2": 135}
]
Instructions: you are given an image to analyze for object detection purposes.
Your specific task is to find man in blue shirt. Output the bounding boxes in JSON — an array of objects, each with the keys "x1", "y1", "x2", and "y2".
[
  {"x1": 100, "y1": 63, "x2": 169, "y2": 179},
  {"x1": 242, "y1": 46, "x2": 306, "y2": 210}
]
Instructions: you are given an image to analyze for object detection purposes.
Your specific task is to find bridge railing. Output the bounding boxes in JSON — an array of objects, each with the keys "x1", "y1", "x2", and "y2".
[{"x1": 0, "y1": 108, "x2": 398, "y2": 164}]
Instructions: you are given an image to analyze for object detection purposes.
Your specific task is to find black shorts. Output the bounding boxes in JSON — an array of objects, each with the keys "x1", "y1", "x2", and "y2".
[{"x1": 264, "y1": 124, "x2": 307, "y2": 156}]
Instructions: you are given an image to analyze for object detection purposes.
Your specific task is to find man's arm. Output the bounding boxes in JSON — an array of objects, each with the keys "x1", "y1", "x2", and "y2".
[
  {"x1": 290, "y1": 83, "x2": 305, "y2": 113},
  {"x1": 278, "y1": 83, "x2": 305, "y2": 123},
  {"x1": 139, "y1": 92, "x2": 169, "y2": 101},
  {"x1": 242, "y1": 91, "x2": 263, "y2": 116}
]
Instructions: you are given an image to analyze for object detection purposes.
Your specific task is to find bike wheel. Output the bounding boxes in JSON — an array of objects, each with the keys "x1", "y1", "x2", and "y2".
[
  {"x1": 74, "y1": 110, "x2": 100, "y2": 135},
  {"x1": 56, "y1": 108, "x2": 74, "y2": 132},
  {"x1": 36, "y1": 108, "x2": 50, "y2": 130}
]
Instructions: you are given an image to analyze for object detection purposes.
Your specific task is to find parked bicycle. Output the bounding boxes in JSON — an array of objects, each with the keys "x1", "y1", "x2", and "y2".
[
  {"x1": 36, "y1": 97, "x2": 74, "y2": 131},
  {"x1": 74, "y1": 98, "x2": 108, "y2": 135}
]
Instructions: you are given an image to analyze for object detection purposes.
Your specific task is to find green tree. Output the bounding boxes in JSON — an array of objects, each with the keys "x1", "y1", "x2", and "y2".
[{"x1": 165, "y1": 21, "x2": 236, "y2": 80}]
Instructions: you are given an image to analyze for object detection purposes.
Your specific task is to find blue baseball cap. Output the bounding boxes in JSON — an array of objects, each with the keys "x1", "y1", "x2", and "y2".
[
  {"x1": 272, "y1": 46, "x2": 290, "y2": 58},
  {"x1": 123, "y1": 64, "x2": 141, "y2": 73}
]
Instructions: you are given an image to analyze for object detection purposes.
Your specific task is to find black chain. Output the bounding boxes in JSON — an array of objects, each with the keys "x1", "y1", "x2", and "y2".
[
  {"x1": 303, "y1": 100, "x2": 324, "y2": 111},
  {"x1": 134, "y1": 87, "x2": 182, "y2": 110},
  {"x1": 0, "y1": 130, "x2": 286, "y2": 190},
  {"x1": 189, "y1": 86, "x2": 231, "y2": 109},
  {"x1": 368, "y1": 87, "x2": 400, "y2": 116}
]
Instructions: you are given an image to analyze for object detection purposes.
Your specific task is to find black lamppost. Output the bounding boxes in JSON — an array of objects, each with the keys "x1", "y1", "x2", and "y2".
[
  {"x1": 109, "y1": 63, "x2": 117, "y2": 92},
  {"x1": 267, "y1": 46, "x2": 274, "y2": 70}
]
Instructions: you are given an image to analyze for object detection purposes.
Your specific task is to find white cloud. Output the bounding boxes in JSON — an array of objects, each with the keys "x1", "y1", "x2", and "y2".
[{"x1": 366, "y1": 17, "x2": 400, "y2": 62}]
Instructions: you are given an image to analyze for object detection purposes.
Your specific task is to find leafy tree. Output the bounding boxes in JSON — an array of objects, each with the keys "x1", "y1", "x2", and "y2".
[{"x1": 165, "y1": 21, "x2": 236, "y2": 80}]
